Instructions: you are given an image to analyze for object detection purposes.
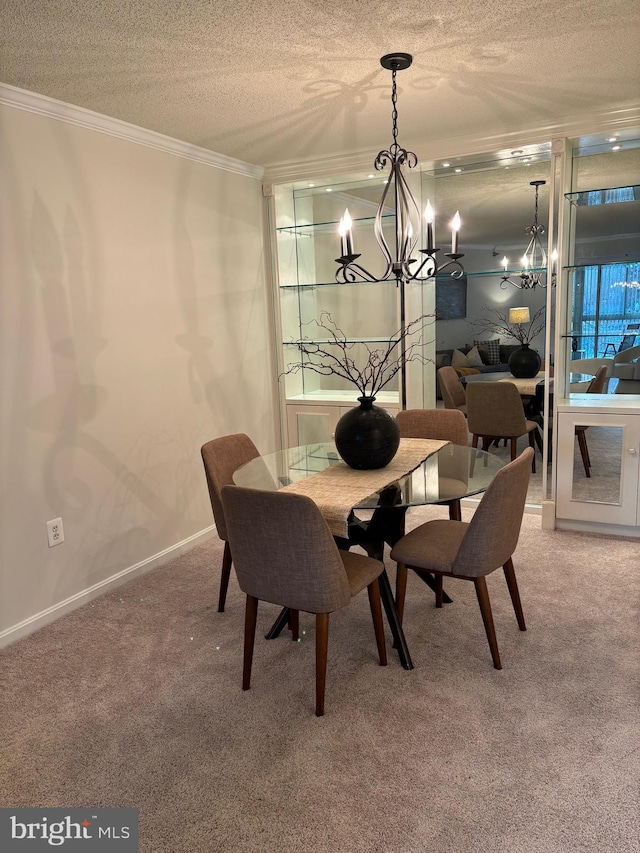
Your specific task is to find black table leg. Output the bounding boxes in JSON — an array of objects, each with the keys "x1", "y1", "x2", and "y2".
[
  {"x1": 265, "y1": 606, "x2": 290, "y2": 640},
  {"x1": 377, "y1": 568, "x2": 413, "y2": 670},
  {"x1": 413, "y1": 569, "x2": 453, "y2": 603}
]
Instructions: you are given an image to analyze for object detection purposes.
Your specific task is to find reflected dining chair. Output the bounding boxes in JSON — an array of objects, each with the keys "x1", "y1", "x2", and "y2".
[
  {"x1": 391, "y1": 447, "x2": 533, "y2": 670},
  {"x1": 466, "y1": 381, "x2": 539, "y2": 472},
  {"x1": 201, "y1": 434, "x2": 260, "y2": 612},
  {"x1": 396, "y1": 408, "x2": 469, "y2": 521},
  {"x1": 437, "y1": 366, "x2": 468, "y2": 415},
  {"x1": 575, "y1": 366, "x2": 609, "y2": 477},
  {"x1": 221, "y1": 485, "x2": 387, "y2": 716}
]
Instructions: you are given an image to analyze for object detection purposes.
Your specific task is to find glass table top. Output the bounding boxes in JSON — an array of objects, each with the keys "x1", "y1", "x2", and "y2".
[{"x1": 233, "y1": 442, "x2": 504, "y2": 510}]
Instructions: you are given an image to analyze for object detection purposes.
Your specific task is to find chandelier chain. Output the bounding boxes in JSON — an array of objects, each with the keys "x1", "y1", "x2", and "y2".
[{"x1": 390, "y1": 69, "x2": 399, "y2": 154}]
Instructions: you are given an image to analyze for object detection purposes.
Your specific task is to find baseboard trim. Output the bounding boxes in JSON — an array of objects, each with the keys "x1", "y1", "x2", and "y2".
[{"x1": 0, "y1": 525, "x2": 216, "y2": 649}]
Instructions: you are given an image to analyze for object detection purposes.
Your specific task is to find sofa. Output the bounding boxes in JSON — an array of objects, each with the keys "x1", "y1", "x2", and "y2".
[{"x1": 436, "y1": 342, "x2": 522, "y2": 397}]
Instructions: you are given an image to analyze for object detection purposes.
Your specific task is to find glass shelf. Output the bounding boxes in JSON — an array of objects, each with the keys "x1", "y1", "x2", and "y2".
[
  {"x1": 565, "y1": 184, "x2": 640, "y2": 206},
  {"x1": 276, "y1": 213, "x2": 394, "y2": 235},
  {"x1": 283, "y1": 337, "x2": 402, "y2": 346},
  {"x1": 279, "y1": 279, "x2": 395, "y2": 290},
  {"x1": 564, "y1": 260, "x2": 640, "y2": 270}
]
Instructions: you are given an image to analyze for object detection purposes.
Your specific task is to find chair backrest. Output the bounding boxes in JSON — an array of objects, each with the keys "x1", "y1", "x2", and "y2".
[
  {"x1": 587, "y1": 365, "x2": 608, "y2": 394},
  {"x1": 221, "y1": 485, "x2": 352, "y2": 613},
  {"x1": 396, "y1": 408, "x2": 468, "y2": 445},
  {"x1": 452, "y1": 447, "x2": 533, "y2": 577},
  {"x1": 438, "y1": 367, "x2": 466, "y2": 410},
  {"x1": 201, "y1": 434, "x2": 260, "y2": 541},
  {"x1": 466, "y1": 381, "x2": 527, "y2": 438},
  {"x1": 613, "y1": 343, "x2": 640, "y2": 366}
]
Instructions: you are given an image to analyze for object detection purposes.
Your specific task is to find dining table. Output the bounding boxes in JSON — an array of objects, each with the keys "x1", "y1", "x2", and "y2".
[{"x1": 233, "y1": 440, "x2": 504, "y2": 671}]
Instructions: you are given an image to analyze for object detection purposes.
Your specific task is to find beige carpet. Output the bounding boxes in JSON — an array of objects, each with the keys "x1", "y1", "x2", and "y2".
[{"x1": 1, "y1": 511, "x2": 639, "y2": 852}]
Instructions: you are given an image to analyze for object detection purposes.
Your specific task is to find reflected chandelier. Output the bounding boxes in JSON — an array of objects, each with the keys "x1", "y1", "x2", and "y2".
[{"x1": 500, "y1": 179, "x2": 556, "y2": 290}]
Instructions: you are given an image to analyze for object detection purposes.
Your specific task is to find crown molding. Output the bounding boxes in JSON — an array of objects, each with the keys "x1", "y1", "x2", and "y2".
[
  {"x1": 0, "y1": 83, "x2": 264, "y2": 180},
  {"x1": 264, "y1": 105, "x2": 640, "y2": 185}
]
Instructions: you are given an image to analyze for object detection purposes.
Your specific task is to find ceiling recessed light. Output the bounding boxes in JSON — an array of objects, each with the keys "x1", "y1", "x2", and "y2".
[
  {"x1": 521, "y1": 157, "x2": 531, "y2": 163},
  {"x1": 307, "y1": 183, "x2": 315, "y2": 187},
  {"x1": 607, "y1": 137, "x2": 618, "y2": 142},
  {"x1": 367, "y1": 174, "x2": 375, "y2": 179},
  {"x1": 511, "y1": 150, "x2": 523, "y2": 156},
  {"x1": 612, "y1": 145, "x2": 621, "y2": 151},
  {"x1": 441, "y1": 162, "x2": 451, "y2": 168},
  {"x1": 454, "y1": 168, "x2": 463, "y2": 173},
  {"x1": 326, "y1": 187, "x2": 332, "y2": 192}
]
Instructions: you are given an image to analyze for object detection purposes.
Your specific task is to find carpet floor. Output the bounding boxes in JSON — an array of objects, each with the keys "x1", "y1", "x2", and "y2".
[{"x1": 1, "y1": 509, "x2": 639, "y2": 852}]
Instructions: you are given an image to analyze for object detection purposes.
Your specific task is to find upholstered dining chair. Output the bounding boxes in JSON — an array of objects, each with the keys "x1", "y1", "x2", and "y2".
[
  {"x1": 396, "y1": 408, "x2": 469, "y2": 521},
  {"x1": 437, "y1": 366, "x2": 468, "y2": 415},
  {"x1": 390, "y1": 447, "x2": 533, "y2": 670},
  {"x1": 221, "y1": 485, "x2": 387, "y2": 716},
  {"x1": 466, "y1": 381, "x2": 539, "y2": 472},
  {"x1": 575, "y1": 366, "x2": 609, "y2": 477},
  {"x1": 201, "y1": 433, "x2": 260, "y2": 612}
]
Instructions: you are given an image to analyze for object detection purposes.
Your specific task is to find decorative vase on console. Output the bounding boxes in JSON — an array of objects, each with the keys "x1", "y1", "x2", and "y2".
[
  {"x1": 469, "y1": 305, "x2": 545, "y2": 381},
  {"x1": 334, "y1": 396, "x2": 400, "y2": 470},
  {"x1": 508, "y1": 342, "x2": 541, "y2": 378}
]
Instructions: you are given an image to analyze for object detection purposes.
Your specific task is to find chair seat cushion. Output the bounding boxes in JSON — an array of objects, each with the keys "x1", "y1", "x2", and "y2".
[
  {"x1": 390, "y1": 519, "x2": 468, "y2": 574},
  {"x1": 340, "y1": 550, "x2": 383, "y2": 596}
]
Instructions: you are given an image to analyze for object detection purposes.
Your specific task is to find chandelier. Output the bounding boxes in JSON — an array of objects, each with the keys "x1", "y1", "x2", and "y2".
[
  {"x1": 334, "y1": 52, "x2": 464, "y2": 407},
  {"x1": 500, "y1": 179, "x2": 556, "y2": 290}
]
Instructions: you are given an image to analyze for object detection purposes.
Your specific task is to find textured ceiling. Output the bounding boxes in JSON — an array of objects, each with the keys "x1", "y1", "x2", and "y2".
[{"x1": 2, "y1": 0, "x2": 640, "y2": 171}]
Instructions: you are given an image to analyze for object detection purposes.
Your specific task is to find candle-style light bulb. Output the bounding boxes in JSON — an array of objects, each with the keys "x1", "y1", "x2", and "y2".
[
  {"x1": 551, "y1": 248, "x2": 558, "y2": 268},
  {"x1": 521, "y1": 254, "x2": 530, "y2": 269},
  {"x1": 451, "y1": 211, "x2": 461, "y2": 254},
  {"x1": 339, "y1": 208, "x2": 354, "y2": 256},
  {"x1": 502, "y1": 256, "x2": 509, "y2": 271},
  {"x1": 424, "y1": 200, "x2": 435, "y2": 251}
]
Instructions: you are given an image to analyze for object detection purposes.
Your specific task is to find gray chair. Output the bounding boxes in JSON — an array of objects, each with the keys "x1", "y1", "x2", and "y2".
[
  {"x1": 221, "y1": 485, "x2": 388, "y2": 716},
  {"x1": 390, "y1": 447, "x2": 533, "y2": 670},
  {"x1": 466, "y1": 381, "x2": 539, "y2": 472},
  {"x1": 201, "y1": 434, "x2": 260, "y2": 612},
  {"x1": 437, "y1": 366, "x2": 468, "y2": 415},
  {"x1": 396, "y1": 408, "x2": 469, "y2": 521},
  {"x1": 575, "y1": 366, "x2": 609, "y2": 477}
]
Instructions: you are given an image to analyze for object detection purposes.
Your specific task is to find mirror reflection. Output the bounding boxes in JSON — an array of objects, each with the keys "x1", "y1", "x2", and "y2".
[{"x1": 571, "y1": 425, "x2": 623, "y2": 504}]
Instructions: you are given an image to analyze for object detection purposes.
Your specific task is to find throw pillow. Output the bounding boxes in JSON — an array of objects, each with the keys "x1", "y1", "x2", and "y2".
[
  {"x1": 474, "y1": 338, "x2": 501, "y2": 365},
  {"x1": 465, "y1": 345, "x2": 484, "y2": 368},
  {"x1": 451, "y1": 346, "x2": 484, "y2": 369},
  {"x1": 451, "y1": 348, "x2": 469, "y2": 368}
]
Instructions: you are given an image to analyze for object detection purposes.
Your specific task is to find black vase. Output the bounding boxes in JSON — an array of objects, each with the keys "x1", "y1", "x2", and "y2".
[
  {"x1": 334, "y1": 396, "x2": 400, "y2": 470},
  {"x1": 508, "y1": 344, "x2": 541, "y2": 378}
]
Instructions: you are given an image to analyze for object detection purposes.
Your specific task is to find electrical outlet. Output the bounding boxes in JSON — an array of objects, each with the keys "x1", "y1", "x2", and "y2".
[{"x1": 46, "y1": 517, "x2": 64, "y2": 548}]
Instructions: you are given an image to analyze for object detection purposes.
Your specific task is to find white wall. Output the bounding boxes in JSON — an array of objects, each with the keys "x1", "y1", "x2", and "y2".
[{"x1": 0, "y1": 102, "x2": 280, "y2": 642}]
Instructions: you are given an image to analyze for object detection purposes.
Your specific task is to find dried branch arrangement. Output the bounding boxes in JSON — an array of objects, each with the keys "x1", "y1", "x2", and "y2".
[
  {"x1": 281, "y1": 312, "x2": 435, "y2": 399},
  {"x1": 470, "y1": 305, "x2": 545, "y2": 345}
]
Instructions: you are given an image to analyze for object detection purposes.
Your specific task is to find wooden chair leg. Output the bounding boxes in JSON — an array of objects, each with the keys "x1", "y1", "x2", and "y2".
[
  {"x1": 289, "y1": 609, "x2": 299, "y2": 641},
  {"x1": 503, "y1": 558, "x2": 526, "y2": 631},
  {"x1": 395, "y1": 563, "x2": 408, "y2": 625},
  {"x1": 367, "y1": 578, "x2": 388, "y2": 666},
  {"x1": 435, "y1": 574, "x2": 444, "y2": 609},
  {"x1": 315, "y1": 613, "x2": 329, "y2": 717},
  {"x1": 510, "y1": 437, "x2": 518, "y2": 461},
  {"x1": 448, "y1": 499, "x2": 462, "y2": 521},
  {"x1": 242, "y1": 595, "x2": 258, "y2": 690},
  {"x1": 576, "y1": 428, "x2": 591, "y2": 477},
  {"x1": 473, "y1": 577, "x2": 502, "y2": 670},
  {"x1": 471, "y1": 434, "x2": 479, "y2": 450},
  {"x1": 218, "y1": 541, "x2": 233, "y2": 612}
]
